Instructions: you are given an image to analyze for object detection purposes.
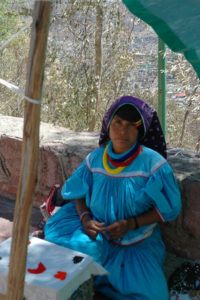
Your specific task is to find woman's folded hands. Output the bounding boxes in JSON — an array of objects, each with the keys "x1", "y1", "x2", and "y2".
[{"x1": 82, "y1": 216, "x2": 137, "y2": 240}]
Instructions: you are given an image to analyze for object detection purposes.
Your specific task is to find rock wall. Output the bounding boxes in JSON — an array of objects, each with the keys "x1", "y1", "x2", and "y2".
[
  {"x1": 0, "y1": 116, "x2": 200, "y2": 260},
  {"x1": 0, "y1": 116, "x2": 98, "y2": 206},
  {"x1": 161, "y1": 151, "x2": 200, "y2": 260}
]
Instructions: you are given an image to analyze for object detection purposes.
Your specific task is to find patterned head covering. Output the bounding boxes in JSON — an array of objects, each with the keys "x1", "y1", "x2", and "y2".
[{"x1": 99, "y1": 95, "x2": 167, "y2": 159}]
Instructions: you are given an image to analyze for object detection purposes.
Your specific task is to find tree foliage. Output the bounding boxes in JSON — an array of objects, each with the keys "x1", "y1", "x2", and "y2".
[{"x1": 0, "y1": 0, "x2": 199, "y2": 152}]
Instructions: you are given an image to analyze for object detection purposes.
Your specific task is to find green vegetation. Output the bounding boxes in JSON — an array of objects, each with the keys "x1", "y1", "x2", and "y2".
[
  {"x1": 0, "y1": 0, "x2": 199, "y2": 151},
  {"x1": 0, "y1": 1, "x2": 31, "y2": 117},
  {"x1": 0, "y1": 1, "x2": 24, "y2": 43}
]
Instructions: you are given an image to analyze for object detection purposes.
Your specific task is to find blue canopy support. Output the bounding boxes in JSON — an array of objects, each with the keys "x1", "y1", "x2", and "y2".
[
  {"x1": 122, "y1": 0, "x2": 200, "y2": 139},
  {"x1": 158, "y1": 38, "x2": 166, "y2": 136},
  {"x1": 122, "y1": 0, "x2": 200, "y2": 79}
]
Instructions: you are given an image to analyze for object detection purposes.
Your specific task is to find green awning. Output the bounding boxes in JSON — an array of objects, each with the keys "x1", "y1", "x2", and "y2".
[{"x1": 122, "y1": 0, "x2": 200, "y2": 79}]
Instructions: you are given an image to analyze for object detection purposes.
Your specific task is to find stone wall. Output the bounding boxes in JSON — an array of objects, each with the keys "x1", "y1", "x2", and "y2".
[
  {"x1": 0, "y1": 116, "x2": 98, "y2": 206},
  {"x1": 0, "y1": 116, "x2": 200, "y2": 260},
  {"x1": 161, "y1": 151, "x2": 200, "y2": 260}
]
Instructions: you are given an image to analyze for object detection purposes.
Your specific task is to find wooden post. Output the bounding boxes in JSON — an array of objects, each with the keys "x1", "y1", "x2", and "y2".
[{"x1": 6, "y1": 2, "x2": 52, "y2": 300}]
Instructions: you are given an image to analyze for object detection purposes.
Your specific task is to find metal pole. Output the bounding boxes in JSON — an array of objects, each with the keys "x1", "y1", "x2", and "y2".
[{"x1": 158, "y1": 37, "x2": 166, "y2": 137}]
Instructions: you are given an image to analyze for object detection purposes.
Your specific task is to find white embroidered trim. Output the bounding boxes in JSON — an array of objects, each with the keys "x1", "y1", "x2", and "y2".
[
  {"x1": 86, "y1": 154, "x2": 167, "y2": 178},
  {"x1": 150, "y1": 159, "x2": 167, "y2": 175},
  {"x1": 86, "y1": 155, "x2": 149, "y2": 178},
  {"x1": 155, "y1": 207, "x2": 166, "y2": 223},
  {"x1": 113, "y1": 224, "x2": 157, "y2": 246}
]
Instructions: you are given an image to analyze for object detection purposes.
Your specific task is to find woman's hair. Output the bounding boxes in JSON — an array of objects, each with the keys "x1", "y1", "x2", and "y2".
[{"x1": 115, "y1": 104, "x2": 144, "y2": 142}]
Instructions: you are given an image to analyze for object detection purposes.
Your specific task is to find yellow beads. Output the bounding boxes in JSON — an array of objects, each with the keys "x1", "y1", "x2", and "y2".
[{"x1": 103, "y1": 145, "x2": 125, "y2": 174}]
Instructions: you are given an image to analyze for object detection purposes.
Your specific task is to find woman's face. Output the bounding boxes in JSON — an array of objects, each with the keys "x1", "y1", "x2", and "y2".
[{"x1": 109, "y1": 115, "x2": 139, "y2": 154}]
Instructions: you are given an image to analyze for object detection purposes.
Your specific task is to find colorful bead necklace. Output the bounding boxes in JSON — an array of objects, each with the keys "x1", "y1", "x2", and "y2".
[
  {"x1": 103, "y1": 145, "x2": 125, "y2": 174},
  {"x1": 107, "y1": 144, "x2": 142, "y2": 167},
  {"x1": 103, "y1": 142, "x2": 142, "y2": 174},
  {"x1": 107, "y1": 142, "x2": 140, "y2": 163}
]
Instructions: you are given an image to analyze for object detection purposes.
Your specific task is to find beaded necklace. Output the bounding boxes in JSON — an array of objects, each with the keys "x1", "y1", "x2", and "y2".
[
  {"x1": 103, "y1": 146, "x2": 125, "y2": 174},
  {"x1": 107, "y1": 144, "x2": 142, "y2": 167},
  {"x1": 107, "y1": 142, "x2": 140, "y2": 163},
  {"x1": 103, "y1": 142, "x2": 142, "y2": 174}
]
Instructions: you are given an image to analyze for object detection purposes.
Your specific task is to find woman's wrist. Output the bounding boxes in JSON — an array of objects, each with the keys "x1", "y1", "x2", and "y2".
[
  {"x1": 134, "y1": 216, "x2": 139, "y2": 229},
  {"x1": 80, "y1": 210, "x2": 92, "y2": 225},
  {"x1": 127, "y1": 216, "x2": 139, "y2": 230}
]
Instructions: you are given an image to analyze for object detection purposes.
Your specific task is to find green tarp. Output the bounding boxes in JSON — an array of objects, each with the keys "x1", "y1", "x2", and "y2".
[{"x1": 122, "y1": 0, "x2": 200, "y2": 79}]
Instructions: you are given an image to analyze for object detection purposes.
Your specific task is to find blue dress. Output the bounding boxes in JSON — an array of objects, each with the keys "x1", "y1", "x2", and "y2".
[{"x1": 45, "y1": 144, "x2": 181, "y2": 300}]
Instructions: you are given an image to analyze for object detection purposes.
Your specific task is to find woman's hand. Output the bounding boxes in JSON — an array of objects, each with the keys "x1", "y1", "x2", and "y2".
[
  {"x1": 82, "y1": 215, "x2": 104, "y2": 240},
  {"x1": 102, "y1": 220, "x2": 130, "y2": 239}
]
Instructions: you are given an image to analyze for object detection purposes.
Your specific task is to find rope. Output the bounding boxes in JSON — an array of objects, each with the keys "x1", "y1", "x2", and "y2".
[
  {"x1": 0, "y1": 78, "x2": 43, "y2": 104},
  {"x1": 0, "y1": 22, "x2": 32, "y2": 53},
  {"x1": 167, "y1": 148, "x2": 200, "y2": 159},
  {"x1": 35, "y1": 0, "x2": 54, "y2": 2},
  {"x1": 0, "y1": 2, "x2": 54, "y2": 53}
]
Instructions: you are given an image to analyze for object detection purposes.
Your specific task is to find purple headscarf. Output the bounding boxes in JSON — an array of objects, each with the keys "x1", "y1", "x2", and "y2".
[{"x1": 99, "y1": 96, "x2": 167, "y2": 159}]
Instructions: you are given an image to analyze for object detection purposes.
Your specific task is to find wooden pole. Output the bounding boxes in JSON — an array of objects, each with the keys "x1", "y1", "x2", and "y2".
[{"x1": 6, "y1": 2, "x2": 52, "y2": 300}]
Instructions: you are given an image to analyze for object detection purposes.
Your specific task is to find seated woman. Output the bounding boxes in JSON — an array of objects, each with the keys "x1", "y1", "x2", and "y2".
[{"x1": 44, "y1": 95, "x2": 181, "y2": 300}]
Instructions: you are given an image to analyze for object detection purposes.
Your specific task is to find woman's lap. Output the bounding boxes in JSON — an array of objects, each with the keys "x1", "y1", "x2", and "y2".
[
  {"x1": 94, "y1": 235, "x2": 168, "y2": 300},
  {"x1": 44, "y1": 203, "x2": 168, "y2": 300}
]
